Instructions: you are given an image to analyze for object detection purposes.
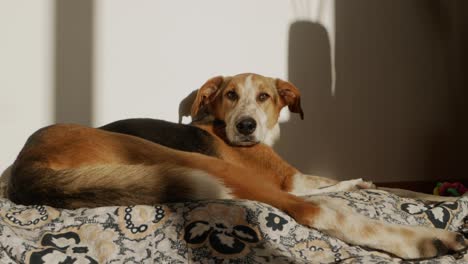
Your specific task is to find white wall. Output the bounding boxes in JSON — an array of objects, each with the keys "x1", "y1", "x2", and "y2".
[
  {"x1": 0, "y1": 0, "x2": 53, "y2": 172},
  {"x1": 94, "y1": 0, "x2": 291, "y2": 125},
  {"x1": 0, "y1": 0, "x2": 321, "y2": 173},
  {"x1": 1, "y1": 1, "x2": 462, "y2": 184}
]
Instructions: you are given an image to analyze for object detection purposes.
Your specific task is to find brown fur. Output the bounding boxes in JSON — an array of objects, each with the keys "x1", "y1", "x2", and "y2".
[
  {"x1": 7, "y1": 73, "x2": 466, "y2": 260},
  {"x1": 9, "y1": 123, "x2": 317, "y2": 226}
]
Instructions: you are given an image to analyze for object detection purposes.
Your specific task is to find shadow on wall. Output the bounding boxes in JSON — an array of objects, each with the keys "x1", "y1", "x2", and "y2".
[
  {"x1": 51, "y1": 0, "x2": 467, "y2": 183},
  {"x1": 276, "y1": 0, "x2": 468, "y2": 183},
  {"x1": 274, "y1": 21, "x2": 337, "y2": 179}
]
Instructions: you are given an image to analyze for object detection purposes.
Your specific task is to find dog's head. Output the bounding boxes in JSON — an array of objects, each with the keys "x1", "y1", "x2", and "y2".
[{"x1": 191, "y1": 73, "x2": 304, "y2": 146}]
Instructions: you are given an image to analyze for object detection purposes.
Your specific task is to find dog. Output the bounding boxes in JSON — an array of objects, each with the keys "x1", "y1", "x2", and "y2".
[{"x1": 6, "y1": 73, "x2": 466, "y2": 260}]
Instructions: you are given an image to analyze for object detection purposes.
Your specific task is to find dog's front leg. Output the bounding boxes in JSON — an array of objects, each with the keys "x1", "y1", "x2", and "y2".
[
  {"x1": 289, "y1": 173, "x2": 462, "y2": 202},
  {"x1": 289, "y1": 173, "x2": 375, "y2": 196},
  {"x1": 287, "y1": 195, "x2": 467, "y2": 260}
]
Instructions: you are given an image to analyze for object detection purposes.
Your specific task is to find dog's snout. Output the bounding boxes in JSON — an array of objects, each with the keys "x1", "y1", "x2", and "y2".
[{"x1": 236, "y1": 118, "x2": 257, "y2": 135}]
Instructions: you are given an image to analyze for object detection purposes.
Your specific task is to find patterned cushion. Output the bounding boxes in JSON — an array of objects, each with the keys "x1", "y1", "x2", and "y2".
[{"x1": 0, "y1": 190, "x2": 466, "y2": 263}]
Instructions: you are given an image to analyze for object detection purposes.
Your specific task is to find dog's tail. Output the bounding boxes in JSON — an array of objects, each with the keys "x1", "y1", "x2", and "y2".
[{"x1": 8, "y1": 163, "x2": 230, "y2": 208}]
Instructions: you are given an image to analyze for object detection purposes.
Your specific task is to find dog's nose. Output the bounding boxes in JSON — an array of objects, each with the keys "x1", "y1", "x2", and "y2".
[{"x1": 236, "y1": 118, "x2": 257, "y2": 135}]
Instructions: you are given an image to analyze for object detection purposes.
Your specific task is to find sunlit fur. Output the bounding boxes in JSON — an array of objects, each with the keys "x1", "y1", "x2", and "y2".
[
  {"x1": 7, "y1": 73, "x2": 466, "y2": 260},
  {"x1": 192, "y1": 73, "x2": 295, "y2": 146},
  {"x1": 223, "y1": 75, "x2": 274, "y2": 145}
]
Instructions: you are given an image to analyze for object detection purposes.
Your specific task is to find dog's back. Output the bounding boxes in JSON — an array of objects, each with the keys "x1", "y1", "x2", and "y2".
[{"x1": 100, "y1": 118, "x2": 219, "y2": 157}]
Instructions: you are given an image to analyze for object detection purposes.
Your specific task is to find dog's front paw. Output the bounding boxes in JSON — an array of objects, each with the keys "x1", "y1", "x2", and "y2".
[
  {"x1": 417, "y1": 232, "x2": 466, "y2": 259},
  {"x1": 395, "y1": 229, "x2": 466, "y2": 260},
  {"x1": 355, "y1": 179, "x2": 376, "y2": 190},
  {"x1": 332, "y1": 178, "x2": 376, "y2": 192}
]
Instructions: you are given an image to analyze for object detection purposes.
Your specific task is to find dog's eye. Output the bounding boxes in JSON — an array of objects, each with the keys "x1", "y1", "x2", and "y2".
[
  {"x1": 257, "y1": 93, "x2": 270, "y2": 102},
  {"x1": 226, "y1": 91, "x2": 238, "y2": 101}
]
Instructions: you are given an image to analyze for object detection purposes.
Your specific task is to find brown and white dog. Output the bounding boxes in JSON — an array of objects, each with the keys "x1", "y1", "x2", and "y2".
[{"x1": 6, "y1": 73, "x2": 466, "y2": 260}]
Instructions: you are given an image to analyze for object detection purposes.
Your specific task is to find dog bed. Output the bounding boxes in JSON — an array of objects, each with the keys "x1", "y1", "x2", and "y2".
[{"x1": 0, "y1": 189, "x2": 466, "y2": 263}]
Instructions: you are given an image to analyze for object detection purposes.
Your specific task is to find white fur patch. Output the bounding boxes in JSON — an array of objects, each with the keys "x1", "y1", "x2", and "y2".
[
  {"x1": 290, "y1": 173, "x2": 317, "y2": 196},
  {"x1": 278, "y1": 107, "x2": 290, "y2": 123},
  {"x1": 187, "y1": 169, "x2": 234, "y2": 200},
  {"x1": 263, "y1": 123, "x2": 280, "y2": 146},
  {"x1": 291, "y1": 175, "x2": 374, "y2": 196},
  {"x1": 225, "y1": 74, "x2": 272, "y2": 145},
  {"x1": 244, "y1": 74, "x2": 255, "y2": 91},
  {"x1": 289, "y1": 173, "x2": 380, "y2": 197}
]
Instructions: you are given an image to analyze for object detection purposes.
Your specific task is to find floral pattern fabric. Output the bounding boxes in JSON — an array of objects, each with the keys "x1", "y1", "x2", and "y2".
[{"x1": 0, "y1": 190, "x2": 466, "y2": 263}]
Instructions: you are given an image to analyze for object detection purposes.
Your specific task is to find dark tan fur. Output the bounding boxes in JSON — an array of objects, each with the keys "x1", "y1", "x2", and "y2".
[{"x1": 7, "y1": 73, "x2": 466, "y2": 260}]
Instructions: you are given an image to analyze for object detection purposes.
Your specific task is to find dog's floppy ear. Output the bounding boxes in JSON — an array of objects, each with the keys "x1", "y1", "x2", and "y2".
[
  {"x1": 191, "y1": 76, "x2": 226, "y2": 118},
  {"x1": 276, "y1": 79, "x2": 304, "y2": 120}
]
